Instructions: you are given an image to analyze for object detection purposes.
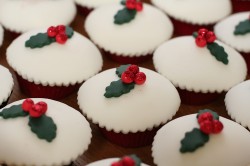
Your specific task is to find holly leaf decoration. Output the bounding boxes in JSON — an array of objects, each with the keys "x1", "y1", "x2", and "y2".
[
  {"x1": 28, "y1": 115, "x2": 57, "y2": 142},
  {"x1": 234, "y1": 19, "x2": 250, "y2": 35},
  {"x1": 25, "y1": 26, "x2": 74, "y2": 49},
  {"x1": 129, "y1": 154, "x2": 141, "y2": 166},
  {"x1": 180, "y1": 128, "x2": 209, "y2": 153},
  {"x1": 104, "y1": 79, "x2": 135, "y2": 98},
  {"x1": 114, "y1": 8, "x2": 137, "y2": 25},
  {"x1": 121, "y1": 0, "x2": 126, "y2": 5},
  {"x1": 207, "y1": 42, "x2": 229, "y2": 65},
  {"x1": 197, "y1": 109, "x2": 219, "y2": 120},
  {"x1": 116, "y1": 64, "x2": 130, "y2": 77},
  {"x1": 0, "y1": 104, "x2": 29, "y2": 119}
]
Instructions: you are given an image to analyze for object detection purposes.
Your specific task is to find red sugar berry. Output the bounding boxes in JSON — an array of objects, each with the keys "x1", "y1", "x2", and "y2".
[
  {"x1": 135, "y1": 2, "x2": 143, "y2": 11},
  {"x1": 205, "y1": 31, "x2": 216, "y2": 43},
  {"x1": 29, "y1": 104, "x2": 45, "y2": 118},
  {"x1": 36, "y1": 101, "x2": 47, "y2": 114},
  {"x1": 195, "y1": 35, "x2": 207, "y2": 47},
  {"x1": 127, "y1": 65, "x2": 139, "y2": 74},
  {"x1": 198, "y1": 28, "x2": 208, "y2": 37},
  {"x1": 121, "y1": 70, "x2": 135, "y2": 84},
  {"x1": 121, "y1": 156, "x2": 135, "y2": 166},
  {"x1": 47, "y1": 26, "x2": 58, "y2": 37},
  {"x1": 22, "y1": 98, "x2": 34, "y2": 112},
  {"x1": 212, "y1": 120, "x2": 223, "y2": 134},
  {"x1": 198, "y1": 112, "x2": 213, "y2": 124},
  {"x1": 126, "y1": 0, "x2": 136, "y2": 9},
  {"x1": 56, "y1": 33, "x2": 68, "y2": 44},
  {"x1": 200, "y1": 120, "x2": 213, "y2": 134},
  {"x1": 56, "y1": 25, "x2": 66, "y2": 34},
  {"x1": 134, "y1": 72, "x2": 146, "y2": 85}
]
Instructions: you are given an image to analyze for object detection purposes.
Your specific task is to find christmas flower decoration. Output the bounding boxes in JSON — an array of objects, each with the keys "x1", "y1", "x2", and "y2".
[
  {"x1": 180, "y1": 109, "x2": 223, "y2": 153},
  {"x1": 111, "y1": 154, "x2": 141, "y2": 166},
  {"x1": 193, "y1": 28, "x2": 229, "y2": 65},
  {"x1": 0, "y1": 99, "x2": 57, "y2": 142},
  {"x1": 25, "y1": 25, "x2": 74, "y2": 48},
  {"x1": 104, "y1": 64, "x2": 146, "y2": 98},
  {"x1": 114, "y1": 0, "x2": 143, "y2": 25},
  {"x1": 234, "y1": 14, "x2": 250, "y2": 35}
]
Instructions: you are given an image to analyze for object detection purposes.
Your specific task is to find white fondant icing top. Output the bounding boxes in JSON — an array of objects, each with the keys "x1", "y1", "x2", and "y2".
[
  {"x1": 153, "y1": 36, "x2": 247, "y2": 93},
  {"x1": 7, "y1": 28, "x2": 103, "y2": 86},
  {"x1": 77, "y1": 67, "x2": 181, "y2": 133},
  {"x1": 0, "y1": 98, "x2": 92, "y2": 166},
  {"x1": 0, "y1": 0, "x2": 76, "y2": 33},
  {"x1": 214, "y1": 12, "x2": 250, "y2": 53},
  {"x1": 151, "y1": 0, "x2": 232, "y2": 25},
  {"x1": 152, "y1": 114, "x2": 250, "y2": 166},
  {"x1": 0, "y1": 25, "x2": 3, "y2": 47},
  {"x1": 75, "y1": 0, "x2": 118, "y2": 9},
  {"x1": 86, "y1": 158, "x2": 149, "y2": 166},
  {"x1": 225, "y1": 80, "x2": 250, "y2": 129},
  {"x1": 85, "y1": 3, "x2": 173, "y2": 57},
  {"x1": 0, "y1": 65, "x2": 14, "y2": 105}
]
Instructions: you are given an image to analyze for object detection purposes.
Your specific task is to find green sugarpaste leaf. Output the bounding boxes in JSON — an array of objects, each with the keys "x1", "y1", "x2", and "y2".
[
  {"x1": 234, "y1": 19, "x2": 250, "y2": 35},
  {"x1": 192, "y1": 32, "x2": 198, "y2": 38},
  {"x1": 207, "y1": 42, "x2": 229, "y2": 65},
  {"x1": 104, "y1": 79, "x2": 135, "y2": 98},
  {"x1": 130, "y1": 154, "x2": 141, "y2": 166},
  {"x1": 25, "y1": 33, "x2": 55, "y2": 48},
  {"x1": 180, "y1": 128, "x2": 209, "y2": 153},
  {"x1": 121, "y1": 0, "x2": 126, "y2": 5},
  {"x1": 66, "y1": 26, "x2": 74, "y2": 38},
  {"x1": 197, "y1": 109, "x2": 219, "y2": 120},
  {"x1": 116, "y1": 64, "x2": 130, "y2": 77},
  {"x1": 28, "y1": 115, "x2": 57, "y2": 142},
  {"x1": 0, "y1": 104, "x2": 29, "y2": 119},
  {"x1": 114, "y1": 8, "x2": 137, "y2": 25}
]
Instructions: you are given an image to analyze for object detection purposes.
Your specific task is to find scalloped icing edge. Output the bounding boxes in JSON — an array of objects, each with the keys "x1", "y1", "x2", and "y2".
[
  {"x1": 0, "y1": 25, "x2": 3, "y2": 47},
  {"x1": 0, "y1": 67, "x2": 14, "y2": 105}
]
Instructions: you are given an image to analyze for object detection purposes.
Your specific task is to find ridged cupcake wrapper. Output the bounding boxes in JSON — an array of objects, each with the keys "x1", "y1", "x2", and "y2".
[
  {"x1": 177, "y1": 87, "x2": 222, "y2": 105},
  {"x1": 98, "y1": 125, "x2": 162, "y2": 148},
  {"x1": 102, "y1": 49, "x2": 152, "y2": 64},
  {"x1": 240, "y1": 52, "x2": 250, "y2": 74},
  {"x1": 169, "y1": 17, "x2": 214, "y2": 36},
  {"x1": 15, "y1": 73, "x2": 82, "y2": 100},
  {"x1": 231, "y1": 0, "x2": 250, "y2": 13},
  {"x1": 76, "y1": 5, "x2": 93, "y2": 16}
]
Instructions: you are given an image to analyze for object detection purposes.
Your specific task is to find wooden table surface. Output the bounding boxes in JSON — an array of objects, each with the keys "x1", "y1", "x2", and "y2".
[{"x1": 0, "y1": 1, "x2": 241, "y2": 165}]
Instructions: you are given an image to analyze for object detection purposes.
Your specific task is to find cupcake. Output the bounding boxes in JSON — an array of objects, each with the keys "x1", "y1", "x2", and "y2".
[
  {"x1": 6, "y1": 25, "x2": 103, "y2": 99},
  {"x1": 152, "y1": 109, "x2": 250, "y2": 166},
  {"x1": 0, "y1": 0, "x2": 76, "y2": 35},
  {"x1": 74, "y1": 0, "x2": 118, "y2": 16},
  {"x1": 153, "y1": 29, "x2": 247, "y2": 105},
  {"x1": 225, "y1": 80, "x2": 250, "y2": 129},
  {"x1": 0, "y1": 65, "x2": 14, "y2": 109},
  {"x1": 0, "y1": 24, "x2": 3, "y2": 47},
  {"x1": 0, "y1": 98, "x2": 92, "y2": 166},
  {"x1": 214, "y1": 12, "x2": 250, "y2": 73},
  {"x1": 84, "y1": 1, "x2": 173, "y2": 64},
  {"x1": 151, "y1": 0, "x2": 232, "y2": 36},
  {"x1": 231, "y1": 0, "x2": 250, "y2": 13},
  {"x1": 86, "y1": 154, "x2": 149, "y2": 166},
  {"x1": 77, "y1": 64, "x2": 181, "y2": 147}
]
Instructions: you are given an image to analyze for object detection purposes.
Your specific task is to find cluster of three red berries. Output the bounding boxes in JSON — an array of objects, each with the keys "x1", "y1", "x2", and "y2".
[
  {"x1": 197, "y1": 112, "x2": 223, "y2": 134},
  {"x1": 121, "y1": 65, "x2": 146, "y2": 85},
  {"x1": 111, "y1": 156, "x2": 135, "y2": 166},
  {"x1": 195, "y1": 28, "x2": 217, "y2": 47},
  {"x1": 47, "y1": 25, "x2": 68, "y2": 44},
  {"x1": 125, "y1": 0, "x2": 143, "y2": 11},
  {"x1": 22, "y1": 99, "x2": 48, "y2": 118}
]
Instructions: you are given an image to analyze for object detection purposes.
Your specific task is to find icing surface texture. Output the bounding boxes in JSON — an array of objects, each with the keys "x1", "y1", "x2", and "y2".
[
  {"x1": 0, "y1": 24, "x2": 3, "y2": 47},
  {"x1": 85, "y1": 3, "x2": 173, "y2": 57},
  {"x1": 225, "y1": 80, "x2": 250, "y2": 129},
  {"x1": 152, "y1": 114, "x2": 250, "y2": 166},
  {"x1": 214, "y1": 12, "x2": 250, "y2": 53},
  {"x1": 0, "y1": 98, "x2": 92, "y2": 166},
  {"x1": 0, "y1": 65, "x2": 13, "y2": 105},
  {"x1": 78, "y1": 67, "x2": 181, "y2": 133},
  {"x1": 75, "y1": 0, "x2": 118, "y2": 8},
  {"x1": 0, "y1": 0, "x2": 76, "y2": 33},
  {"x1": 153, "y1": 36, "x2": 247, "y2": 93},
  {"x1": 7, "y1": 28, "x2": 103, "y2": 86}
]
